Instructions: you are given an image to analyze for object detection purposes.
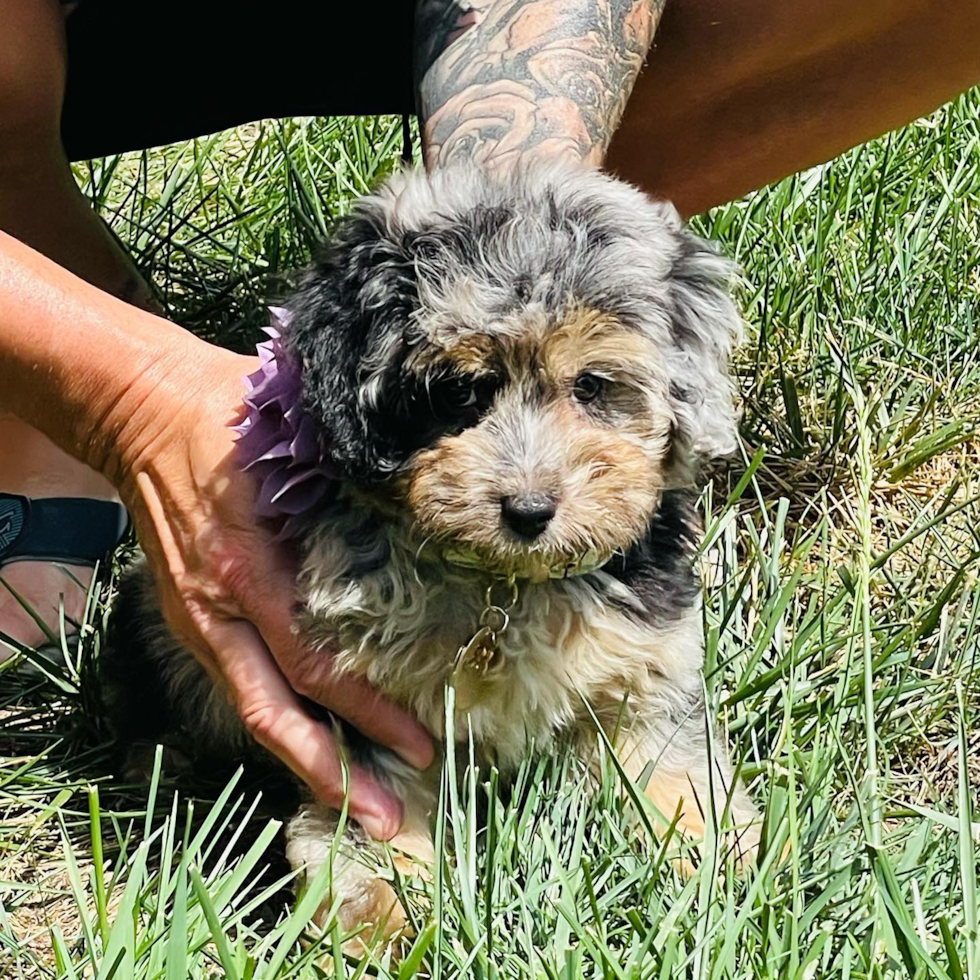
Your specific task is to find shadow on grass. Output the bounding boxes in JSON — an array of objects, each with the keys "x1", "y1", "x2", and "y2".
[{"x1": 0, "y1": 594, "x2": 302, "y2": 959}]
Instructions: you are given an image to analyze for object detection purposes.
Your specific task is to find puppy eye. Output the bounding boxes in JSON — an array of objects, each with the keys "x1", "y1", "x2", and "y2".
[
  {"x1": 430, "y1": 375, "x2": 497, "y2": 419},
  {"x1": 441, "y1": 378, "x2": 477, "y2": 409},
  {"x1": 572, "y1": 372, "x2": 605, "y2": 403}
]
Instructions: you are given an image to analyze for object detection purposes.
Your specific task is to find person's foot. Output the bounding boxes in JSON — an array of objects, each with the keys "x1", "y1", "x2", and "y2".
[
  {"x1": 0, "y1": 419, "x2": 118, "y2": 661},
  {"x1": 0, "y1": 560, "x2": 89, "y2": 659}
]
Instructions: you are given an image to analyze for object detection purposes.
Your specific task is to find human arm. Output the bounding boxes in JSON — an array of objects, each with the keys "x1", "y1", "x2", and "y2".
[
  {"x1": 0, "y1": 229, "x2": 433, "y2": 839},
  {"x1": 416, "y1": 0, "x2": 664, "y2": 171}
]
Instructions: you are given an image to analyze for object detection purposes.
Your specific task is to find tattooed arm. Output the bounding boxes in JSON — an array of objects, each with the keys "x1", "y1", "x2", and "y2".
[{"x1": 415, "y1": 0, "x2": 663, "y2": 171}]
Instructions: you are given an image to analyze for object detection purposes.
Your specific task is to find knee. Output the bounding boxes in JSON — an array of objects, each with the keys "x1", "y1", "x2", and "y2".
[{"x1": 0, "y1": 0, "x2": 67, "y2": 157}]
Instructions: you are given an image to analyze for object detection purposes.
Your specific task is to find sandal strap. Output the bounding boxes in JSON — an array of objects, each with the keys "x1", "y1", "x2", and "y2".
[{"x1": 0, "y1": 493, "x2": 129, "y2": 567}]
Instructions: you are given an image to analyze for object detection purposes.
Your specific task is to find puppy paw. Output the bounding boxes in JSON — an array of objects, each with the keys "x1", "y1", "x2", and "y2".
[
  {"x1": 656, "y1": 823, "x2": 761, "y2": 877},
  {"x1": 287, "y1": 803, "x2": 418, "y2": 962},
  {"x1": 645, "y1": 783, "x2": 762, "y2": 876},
  {"x1": 302, "y1": 865, "x2": 414, "y2": 966}
]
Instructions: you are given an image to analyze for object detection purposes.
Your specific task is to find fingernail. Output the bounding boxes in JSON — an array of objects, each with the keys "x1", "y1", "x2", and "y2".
[
  {"x1": 349, "y1": 768, "x2": 403, "y2": 840},
  {"x1": 396, "y1": 736, "x2": 435, "y2": 771},
  {"x1": 356, "y1": 800, "x2": 401, "y2": 841}
]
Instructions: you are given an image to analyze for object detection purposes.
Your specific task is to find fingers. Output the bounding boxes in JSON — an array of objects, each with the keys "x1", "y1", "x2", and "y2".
[
  {"x1": 308, "y1": 669, "x2": 436, "y2": 771},
  {"x1": 244, "y1": 558, "x2": 435, "y2": 771},
  {"x1": 201, "y1": 615, "x2": 404, "y2": 840}
]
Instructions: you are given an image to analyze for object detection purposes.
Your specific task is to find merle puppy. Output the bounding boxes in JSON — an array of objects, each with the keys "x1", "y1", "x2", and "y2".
[{"x1": 106, "y1": 162, "x2": 757, "y2": 946}]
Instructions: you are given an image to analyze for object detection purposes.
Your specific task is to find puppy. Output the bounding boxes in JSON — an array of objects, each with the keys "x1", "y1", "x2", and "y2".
[{"x1": 105, "y1": 162, "x2": 757, "y2": 946}]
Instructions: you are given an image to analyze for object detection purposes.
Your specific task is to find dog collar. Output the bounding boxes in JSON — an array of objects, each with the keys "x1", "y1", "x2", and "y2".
[
  {"x1": 232, "y1": 308, "x2": 341, "y2": 541},
  {"x1": 0, "y1": 493, "x2": 128, "y2": 567},
  {"x1": 442, "y1": 544, "x2": 612, "y2": 581}
]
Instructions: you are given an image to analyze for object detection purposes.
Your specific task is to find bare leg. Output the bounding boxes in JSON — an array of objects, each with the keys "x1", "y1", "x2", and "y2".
[
  {"x1": 607, "y1": 0, "x2": 980, "y2": 216},
  {"x1": 0, "y1": 0, "x2": 156, "y2": 653},
  {"x1": 0, "y1": 419, "x2": 119, "y2": 655}
]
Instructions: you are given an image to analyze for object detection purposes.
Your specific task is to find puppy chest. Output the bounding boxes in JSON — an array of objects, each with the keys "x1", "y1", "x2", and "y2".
[
  {"x1": 305, "y1": 567, "x2": 686, "y2": 762},
  {"x1": 319, "y1": 582, "x2": 582, "y2": 742}
]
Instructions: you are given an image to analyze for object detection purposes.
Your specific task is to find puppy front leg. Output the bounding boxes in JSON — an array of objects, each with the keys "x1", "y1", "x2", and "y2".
[
  {"x1": 617, "y1": 710, "x2": 759, "y2": 871},
  {"x1": 285, "y1": 802, "x2": 432, "y2": 954}
]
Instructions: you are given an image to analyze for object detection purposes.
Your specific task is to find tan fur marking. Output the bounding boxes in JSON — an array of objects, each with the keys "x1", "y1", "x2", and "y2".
[
  {"x1": 325, "y1": 875, "x2": 407, "y2": 940},
  {"x1": 617, "y1": 731, "x2": 761, "y2": 875},
  {"x1": 642, "y1": 770, "x2": 708, "y2": 840},
  {"x1": 412, "y1": 307, "x2": 662, "y2": 393},
  {"x1": 540, "y1": 308, "x2": 662, "y2": 382},
  {"x1": 407, "y1": 408, "x2": 661, "y2": 580},
  {"x1": 389, "y1": 827, "x2": 436, "y2": 879},
  {"x1": 404, "y1": 333, "x2": 499, "y2": 378},
  {"x1": 442, "y1": 333, "x2": 499, "y2": 375}
]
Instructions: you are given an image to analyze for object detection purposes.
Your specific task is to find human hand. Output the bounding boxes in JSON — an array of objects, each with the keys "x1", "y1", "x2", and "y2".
[
  {"x1": 0, "y1": 229, "x2": 432, "y2": 839},
  {"x1": 106, "y1": 333, "x2": 433, "y2": 840}
]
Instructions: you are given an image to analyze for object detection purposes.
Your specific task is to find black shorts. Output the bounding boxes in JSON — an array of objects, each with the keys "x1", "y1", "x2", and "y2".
[{"x1": 61, "y1": 2, "x2": 416, "y2": 160}]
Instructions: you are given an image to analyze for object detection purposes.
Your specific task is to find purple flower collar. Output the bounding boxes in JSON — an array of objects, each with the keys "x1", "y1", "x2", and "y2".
[{"x1": 232, "y1": 308, "x2": 340, "y2": 540}]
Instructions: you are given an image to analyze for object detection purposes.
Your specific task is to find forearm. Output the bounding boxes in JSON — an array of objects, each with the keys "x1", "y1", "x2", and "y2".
[
  {"x1": 416, "y1": 0, "x2": 663, "y2": 170},
  {"x1": 0, "y1": 230, "x2": 199, "y2": 483}
]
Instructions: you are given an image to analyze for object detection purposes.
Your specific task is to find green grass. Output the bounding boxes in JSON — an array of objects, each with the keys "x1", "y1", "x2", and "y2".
[{"x1": 2, "y1": 100, "x2": 980, "y2": 977}]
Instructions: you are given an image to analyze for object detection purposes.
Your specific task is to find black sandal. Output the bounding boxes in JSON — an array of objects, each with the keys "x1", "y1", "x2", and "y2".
[{"x1": 0, "y1": 492, "x2": 129, "y2": 666}]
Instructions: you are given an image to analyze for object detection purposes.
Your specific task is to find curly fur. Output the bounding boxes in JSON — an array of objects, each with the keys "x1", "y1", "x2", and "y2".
[{"x1": 104, "y1": 162, "x2": 756, "y2": 951}]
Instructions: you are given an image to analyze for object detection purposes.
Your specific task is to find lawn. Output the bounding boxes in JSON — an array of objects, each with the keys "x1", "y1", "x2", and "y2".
[{"x1": 1, "y1": 97, "x2": 979, "y2": 979}]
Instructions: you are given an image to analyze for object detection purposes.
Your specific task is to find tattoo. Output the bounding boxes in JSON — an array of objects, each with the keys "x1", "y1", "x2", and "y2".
[{"x1": 416, "y1": 0, "x2": 663, "y2": 171}]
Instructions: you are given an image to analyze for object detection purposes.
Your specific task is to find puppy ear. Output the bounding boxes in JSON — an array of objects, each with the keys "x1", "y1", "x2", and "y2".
[
  {"x1": 282, "y1": 193, "x2": 417, "y2": 482},
  {"x1": 664, "y1": 222, "x2": 743, "y2": 468}
]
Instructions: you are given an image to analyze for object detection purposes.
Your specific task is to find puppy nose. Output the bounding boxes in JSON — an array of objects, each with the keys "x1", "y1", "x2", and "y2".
[{"x1": 501, "y1": 493, "x2": 557, "y2": 539}]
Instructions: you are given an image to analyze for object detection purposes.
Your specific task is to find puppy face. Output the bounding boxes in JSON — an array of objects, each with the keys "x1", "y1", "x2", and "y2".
[
  {"x1": 285, "y1": 164, "x2": 741, "y2": 574},
  {"x1": 401, "y1": 308, "x2": 670, "y2": 579}
]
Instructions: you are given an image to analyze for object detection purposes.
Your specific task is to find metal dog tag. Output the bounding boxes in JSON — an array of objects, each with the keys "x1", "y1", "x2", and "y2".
[{"x1": 451, "y1": 575, "x2": 519, "y2": 696}]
